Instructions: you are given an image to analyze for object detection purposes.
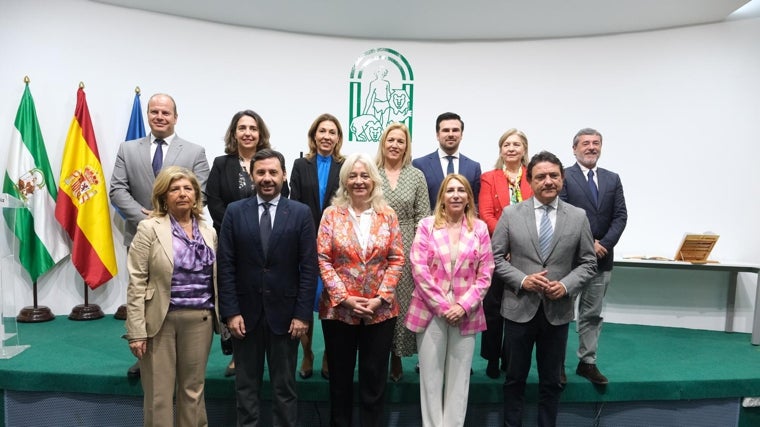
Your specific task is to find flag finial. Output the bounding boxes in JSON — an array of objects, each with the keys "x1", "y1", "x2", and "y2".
[
  {"x1": 135, "y1": 86, "x2": 141, "y2": 95},
  {"x1": 24, "y1": 75, "x2": 30, "y2": 84},
  {"x1": 79, "y1": 81, "x2": 85, "y2": 89}
]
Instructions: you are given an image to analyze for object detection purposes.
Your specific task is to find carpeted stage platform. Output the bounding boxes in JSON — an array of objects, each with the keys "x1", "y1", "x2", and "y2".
[{"x1": 2, "y1": 318, "x2": 760, "y2": 426}]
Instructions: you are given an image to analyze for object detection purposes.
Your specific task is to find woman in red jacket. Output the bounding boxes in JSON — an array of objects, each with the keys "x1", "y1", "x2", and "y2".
[{"x1": 478, "y1": 128, "x2": 533, "y2": 378}]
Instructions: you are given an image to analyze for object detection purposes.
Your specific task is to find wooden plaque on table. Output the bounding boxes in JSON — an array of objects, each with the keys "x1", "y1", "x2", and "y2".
[{"x1": 674, "y1": 234, "x2": 719, "y2": 264}]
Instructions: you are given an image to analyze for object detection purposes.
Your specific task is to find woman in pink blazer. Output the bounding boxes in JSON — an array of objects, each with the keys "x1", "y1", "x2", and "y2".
[{"x1": 406, "y1": 174, "x2": 494, "y2": 427}]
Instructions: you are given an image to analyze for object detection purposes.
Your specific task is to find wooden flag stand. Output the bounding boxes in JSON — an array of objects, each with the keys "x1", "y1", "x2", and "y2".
[
  {"x1": 69, "y1": 281, "x2": 104, "y2": 321},
  {"x1": 16, "y1": 281, "x2": 54, "y2": 322}
]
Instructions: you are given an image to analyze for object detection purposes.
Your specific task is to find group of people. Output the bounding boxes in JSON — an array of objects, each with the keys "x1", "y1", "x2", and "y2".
[{"x1": 115, "y1": 93, "x2": 627, "y2": 427}]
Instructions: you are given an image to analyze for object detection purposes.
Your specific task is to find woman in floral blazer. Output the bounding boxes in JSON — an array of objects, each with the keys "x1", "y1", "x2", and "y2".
[{"x1": 317, "y1": 152, "x2": 404, "y2": 427}]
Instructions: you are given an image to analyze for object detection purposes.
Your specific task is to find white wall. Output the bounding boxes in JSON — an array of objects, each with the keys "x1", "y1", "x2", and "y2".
[{"x1": 1, "y1": 0, "x2": 759, "y2": 332}]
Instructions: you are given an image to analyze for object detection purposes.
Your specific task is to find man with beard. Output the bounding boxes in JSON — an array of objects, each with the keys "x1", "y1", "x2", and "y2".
[
  {"x1": 217, "y1": 149, "x2": 318, "y2": 427},
  {"x1": 413, "y1": 112, "x2": 482, "y2": 213},
  {"x1": 492, "y1": 151, "x2": 597, "y2": 427},
  {"x1": 559, "y1": 128, "x2": 627, "y2": 385}
]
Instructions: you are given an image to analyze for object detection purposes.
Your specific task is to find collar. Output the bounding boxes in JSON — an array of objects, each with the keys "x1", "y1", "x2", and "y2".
[{"x1": 256, "y1": 194, "x2": 281, "y2": 206}]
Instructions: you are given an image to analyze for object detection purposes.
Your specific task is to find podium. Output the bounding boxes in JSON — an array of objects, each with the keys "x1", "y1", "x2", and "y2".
[{"x1": 1, "y1": 193, "x2": 30, "y2": 358}]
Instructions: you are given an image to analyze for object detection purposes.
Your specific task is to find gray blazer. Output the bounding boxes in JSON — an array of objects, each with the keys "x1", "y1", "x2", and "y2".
[
  {"x1": 492, "y1": 197, "x2": 597, "y2": 325},
  {"x1": 109, "y1": 135, "x2": 210, "y2": 246}
]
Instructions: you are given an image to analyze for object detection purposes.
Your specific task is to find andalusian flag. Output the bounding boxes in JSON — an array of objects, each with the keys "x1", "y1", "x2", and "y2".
[
  {"x1": 2, "y1": 83, "x2": 69, "y2": 282},
  {"x1": 55, "y1": 87, "x2": 117, "y2": 289}
]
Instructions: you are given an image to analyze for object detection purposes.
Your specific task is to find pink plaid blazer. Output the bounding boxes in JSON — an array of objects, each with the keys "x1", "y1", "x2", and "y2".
[{"x1": 405, "y1": 216, "x2": 495, "y2": 335}]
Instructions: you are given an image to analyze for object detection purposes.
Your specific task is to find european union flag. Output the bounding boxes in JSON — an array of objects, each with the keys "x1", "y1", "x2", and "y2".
[{"x1": 125, "y1": 91, "x2": 146, "y2": 141}]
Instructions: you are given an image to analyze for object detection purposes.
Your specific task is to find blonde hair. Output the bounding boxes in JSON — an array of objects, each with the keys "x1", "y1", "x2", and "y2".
[
  {"x1": 375, "y1": 123, "x2": 412, "y2": 168},
  {"x1": 494, "y1": 128, "x2": 529, "y2": 169},
  {"x1": 330, "y1": 153, "x2": 388, "y2": 211},
  {"x1": 151, "y1": 166, "x2": 204, "y2": 220},
  {"x1": 432, "y1": 174, "x2": 476, "y2": 231}
]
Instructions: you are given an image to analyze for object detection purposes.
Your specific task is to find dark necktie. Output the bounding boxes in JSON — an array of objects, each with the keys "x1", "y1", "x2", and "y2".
[
  {"x1": 152, "y1": 139, "x2": 165, "y2": 176},
  {"x1": 446, "y1": 155, "x2": 455, "y2": 175},
  {"x1": 538, "y1": 205, "x2": 553, "y2": 260},
  {"x1": 587, "y1": 169, "x2": 599, "y2": 206},
  {"x1": 260, "y1": 202, "x2": 272, "y2": 253}
]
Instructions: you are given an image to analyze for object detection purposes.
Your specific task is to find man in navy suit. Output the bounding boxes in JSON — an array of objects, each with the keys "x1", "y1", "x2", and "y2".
[
  {"x1": 218, "y1": 149, "x2": 318, "y2": 426},
  {"x1": 559, "y1": 128, "x2": 627, "y2": 385},
  {"x1": 412, "y1": 112, "x2": 482, "y2": 212}
]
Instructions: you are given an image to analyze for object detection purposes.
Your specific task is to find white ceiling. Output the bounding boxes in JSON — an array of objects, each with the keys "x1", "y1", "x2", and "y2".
[{"x1": 94, "y1": 0, "x2": 759, "y2": 41}]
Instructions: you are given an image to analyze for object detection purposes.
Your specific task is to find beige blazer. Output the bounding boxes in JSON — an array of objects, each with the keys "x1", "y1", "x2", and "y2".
[{"x1": 124, "y1": 215, "x2": 218, "y2": 340}]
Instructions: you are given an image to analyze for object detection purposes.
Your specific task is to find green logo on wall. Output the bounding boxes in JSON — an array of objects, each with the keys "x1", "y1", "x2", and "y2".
[{"x1": 349, "y1": 48, "x2": 414, "y2": 142}]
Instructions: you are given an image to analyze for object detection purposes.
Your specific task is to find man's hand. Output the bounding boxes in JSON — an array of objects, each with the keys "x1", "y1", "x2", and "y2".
[
  {"x1": 594, "y1": 240, "x2": 608, "y2": 258},
  {"x1": 289, "y1": 318, "x2": 309, "y2": 340},
  {"x1": 227, "y1": 314, "x2": 246, "y2": 339},
  {"x1": 544, "y1": 281, "x2": 567, "y2": 300},
  {"x1": 522, "y1": 270, "x2": 550, "y2": 293}
]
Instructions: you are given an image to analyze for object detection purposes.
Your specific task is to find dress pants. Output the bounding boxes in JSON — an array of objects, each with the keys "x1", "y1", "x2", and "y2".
[
  {"x1": 417, "y1": 316, "x2": 476, "y2": 427},
  {"x1": 140, "y1": 308, "x2": 214, "y2": 427},
  {"x1": 480, "y1": 275, "x2": 506, "y2": 364},
  {"x1": 576, "y1": 270, "x2": 612, "y2": 364},
  {"x1": 321, "y1": 317, "x2": 396, "y2": 427},
  {"x1": 233, "y1": 316, "x2": 299, "y2": 427},
  {"x1": 503, "y1": 303, "x2": 568, "y2": 427}
]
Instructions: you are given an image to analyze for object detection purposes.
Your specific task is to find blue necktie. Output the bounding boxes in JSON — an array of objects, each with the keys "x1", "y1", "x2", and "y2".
[
  {"x1": 260, "y1": 202, "x2": 272, "y2": 254},
  {"x1": 538, "y1": 205, "x2": 553, "y2": 260},
  {"x1": 588, "y1": 169, "x2": 599, "y2": 206},
  {"x1": 446, "y1": 155, "x2": 455, "y2": 175},
  {"x1": 152, "y1": 139, "x2": 165, "y2": 176}
]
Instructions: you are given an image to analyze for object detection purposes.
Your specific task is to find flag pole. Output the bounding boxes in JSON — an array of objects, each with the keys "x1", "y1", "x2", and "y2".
[
  {"x1": 69, "y1": 280, "x2": 104, "y2": 321},
  {"x1": 16, "y1": 280, "x2": 55, "y2": 322}
]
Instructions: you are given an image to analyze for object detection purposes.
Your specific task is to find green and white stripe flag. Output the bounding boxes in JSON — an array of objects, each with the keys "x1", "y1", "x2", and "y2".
[{"x1": 2, "y1": 83, "x2": 69, "y2": 282}]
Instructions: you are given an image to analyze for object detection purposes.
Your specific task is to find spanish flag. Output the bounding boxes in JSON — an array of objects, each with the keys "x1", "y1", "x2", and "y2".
[{"x1": 55, "y1": 87, "x2": 117, "y2": 289}]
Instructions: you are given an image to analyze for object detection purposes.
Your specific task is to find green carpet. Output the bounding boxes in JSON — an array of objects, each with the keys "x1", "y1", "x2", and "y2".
[{"x1": 2, "y1": 317, "x2": 760, "y2": 406}]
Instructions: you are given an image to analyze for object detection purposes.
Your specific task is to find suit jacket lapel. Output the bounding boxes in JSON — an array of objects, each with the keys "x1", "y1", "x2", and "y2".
[
  {"x1": 164, "y1": 136, "x2": 183, "y2": 166},
  {"x1": 549, "y1": 200, "x2": 569, "y2": 257},
  {"x1": 523, "y1": 201, "x2": 542, "y2": 259},
  {"x1": 452, "y1": 221, "x2": 477, "y2": 274},
  {"x1": 304, "y1": 158, "x2": 321, "y2": 210},
  {"x1": 140, "y1": 137, "x2": 154, "y2": 178},
  {"x1": 326, "y1": 159, "x2": 341, "y2": 210},
  {"x1": 155, "y1": 216, "x2": 174, "y2": 267},
  {"x1": 570, "y1": 164, "x2": 597, "y2": 209},
  {"x1": 268, "y1": 198, "x2": 288, "y2": 255},
  {"x1": 427, "y1": 152, "x2": 445, "y2": 184}
]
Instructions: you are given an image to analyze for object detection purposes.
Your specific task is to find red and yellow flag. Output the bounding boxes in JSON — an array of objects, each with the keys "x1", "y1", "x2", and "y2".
[{"x1": 55, "y1": 87, "x2": 117, "y2": 289}]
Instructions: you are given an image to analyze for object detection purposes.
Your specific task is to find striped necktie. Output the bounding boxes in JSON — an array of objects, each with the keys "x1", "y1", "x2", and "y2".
[{"x1": 538, "y1": 205, "x2": 553, "y2": 259}]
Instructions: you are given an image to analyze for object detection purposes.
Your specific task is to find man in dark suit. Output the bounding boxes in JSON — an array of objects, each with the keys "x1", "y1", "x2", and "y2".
[
  {"x1": 559, "y1": 128, "x2": 627, "y2": 385},
  {"x1": 492, "y1": 151, "x2": 597, "y2": 427},
  {"x1": 109, "y1": 93, "x2": 210, "y2": 378},
  {"x1": 218, "y1": 149, "x2": 318, "y2": 427},
  {"x1": 412, "y1": 112, "x2": 481, "y2": 211}
]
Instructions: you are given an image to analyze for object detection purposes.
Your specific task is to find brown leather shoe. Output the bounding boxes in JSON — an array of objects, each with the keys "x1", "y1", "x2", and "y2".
[
  {"x1": 576, "y1": 362, "x2": 608, "y2": 385},
  {"x1": 560, "y1": 366, "x2": 567, "y2": 385}
]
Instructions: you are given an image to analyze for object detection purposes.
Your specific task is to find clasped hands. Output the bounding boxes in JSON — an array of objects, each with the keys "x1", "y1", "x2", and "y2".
[
  {"x1": 227, "y1": 314, "x2": 309, "y2": 340},
  {"x1": 442, "y1": 304, "x2": 466, "y2": 327},
  {"x1": 341, "y1": 296, "x2": 383, "y2": 320},
  {"x1": 522, "y1": 270, "x2": 566, "y2": 300}
]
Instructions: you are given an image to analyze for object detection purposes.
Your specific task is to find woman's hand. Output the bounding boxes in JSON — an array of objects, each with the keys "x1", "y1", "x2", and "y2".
[
  {"x1": 129, "y1": 339, "x2": 147, "y2": 360},
  {"x1": 443, "y1": 304, "x2": 466, "y2": 327},
  {"x1": 341, "y1": 296, "x2": 375, "y2": 320}
]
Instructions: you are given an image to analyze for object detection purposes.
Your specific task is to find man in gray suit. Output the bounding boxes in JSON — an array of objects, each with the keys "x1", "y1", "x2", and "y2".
[
  {"x1": 109, "y1": 93, "x2": 210, "y2": 377},
  {"x1": 492, "y1": 151, "x2": 597, "y2": 427}
]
